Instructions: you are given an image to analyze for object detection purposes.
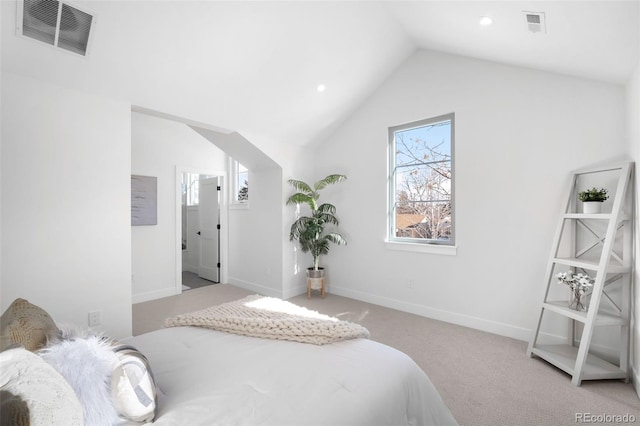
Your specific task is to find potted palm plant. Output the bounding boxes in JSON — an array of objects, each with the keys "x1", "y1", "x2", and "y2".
[{"x1": 287, "y1": 174, "x2": 347, "y2": 278}]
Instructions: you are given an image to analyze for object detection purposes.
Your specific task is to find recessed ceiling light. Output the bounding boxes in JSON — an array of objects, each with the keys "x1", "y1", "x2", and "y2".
[
  {"x1": 479, "y1": 16, "x2": 493, "y2": 26},
  {"x1": 317, "y1": 84, "x2": 326, "y2": 93}
]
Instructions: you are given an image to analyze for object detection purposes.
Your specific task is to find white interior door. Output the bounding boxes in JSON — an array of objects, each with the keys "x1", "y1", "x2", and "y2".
[{"x1": 198, "y1": 177, "x2": 220, "y2": 282}]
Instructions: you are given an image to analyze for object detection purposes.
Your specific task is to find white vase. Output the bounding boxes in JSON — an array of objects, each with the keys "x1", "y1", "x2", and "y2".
[{"x1": 582, "y1": 201, "x2": 602, "y2": 214}]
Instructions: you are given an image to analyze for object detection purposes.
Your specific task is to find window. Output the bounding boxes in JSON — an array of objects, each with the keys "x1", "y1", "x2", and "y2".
[
  {"x1": 182, "y1": 173, "x2": 200, "y2": 206},
  {"x1": 389, "y1": 113, "x2": 454, "y2": 245},
  {"x1": 232, "y1": 160, "x2": 248, "y2": 203}
]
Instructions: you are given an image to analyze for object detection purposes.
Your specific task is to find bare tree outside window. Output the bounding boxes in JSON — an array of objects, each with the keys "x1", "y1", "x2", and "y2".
[
  {"x1": 238, "y1": 180, "x2": 248, "y2": 201},
  {"x1": 234, "y1": 161, "x2": 248, "y2": 203},
  {"x1": 390, "y1": 114, "x2": 454, "y2": 244}
]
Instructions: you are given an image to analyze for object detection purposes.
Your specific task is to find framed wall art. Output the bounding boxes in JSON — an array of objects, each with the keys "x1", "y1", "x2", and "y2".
[{"x1": 131, "y1": 175, "x2": 157, "y2": 226}]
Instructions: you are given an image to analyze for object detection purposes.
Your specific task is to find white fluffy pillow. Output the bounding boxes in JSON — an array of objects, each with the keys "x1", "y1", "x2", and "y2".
[
  {"x1": 39, "y1": 334, "x2": 120, "y2": 426},
  {"x1": 111, "y1": 344, "x2": 157, "y2": 422},
  {"x1": 0, "y1": 347, "x2": 84, "y2": 425}
]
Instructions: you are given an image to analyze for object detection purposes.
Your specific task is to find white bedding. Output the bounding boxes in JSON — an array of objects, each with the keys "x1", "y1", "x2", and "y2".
[{"x1": 124, "y1": 326, "x2": 457, "y2": 426}]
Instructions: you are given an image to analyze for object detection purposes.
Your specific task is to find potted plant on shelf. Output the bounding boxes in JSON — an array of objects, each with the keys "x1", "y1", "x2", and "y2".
[
  {"x1": 578, "y1": 187, "x2": 608, "y2": 214},
  {"x1": 286, "y1": 174, "x2": 347, "y2": 279}
]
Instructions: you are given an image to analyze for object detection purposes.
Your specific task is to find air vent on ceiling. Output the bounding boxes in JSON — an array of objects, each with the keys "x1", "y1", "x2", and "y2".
[
  {"x1": 16, "y1": 0, "x2": 96, "y2": 56},
  {"x1": 523, "y1": 11, "x2": 546, "y2": 34}
]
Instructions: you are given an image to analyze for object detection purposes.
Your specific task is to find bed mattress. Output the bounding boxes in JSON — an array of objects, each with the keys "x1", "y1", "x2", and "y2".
[{"x1": 123, "y1": 326, "x2": 457, "y2": 426}]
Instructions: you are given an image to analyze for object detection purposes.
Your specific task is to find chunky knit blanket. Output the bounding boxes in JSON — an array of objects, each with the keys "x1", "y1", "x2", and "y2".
[{"x1": 163, "y1": 295, "x2": 370, "y2": 345}]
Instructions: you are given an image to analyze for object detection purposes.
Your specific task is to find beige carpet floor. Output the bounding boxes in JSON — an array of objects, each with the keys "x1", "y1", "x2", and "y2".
[{"x1": 133, "y1": 284, "x2": 640, "y2": 426}]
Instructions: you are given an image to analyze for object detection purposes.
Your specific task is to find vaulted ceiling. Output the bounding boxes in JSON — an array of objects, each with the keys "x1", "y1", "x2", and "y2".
[{"x1": 2, "y1": 1, "x2": 638, "y2": 148}]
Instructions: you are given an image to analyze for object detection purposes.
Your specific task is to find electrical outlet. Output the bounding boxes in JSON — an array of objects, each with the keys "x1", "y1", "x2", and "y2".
[
  {"x1": 88, "y1": 310, "x2": 102, "y2": 327},
  {"x1": 407, "y1": 278, "x2": 416, "y2": 289}
]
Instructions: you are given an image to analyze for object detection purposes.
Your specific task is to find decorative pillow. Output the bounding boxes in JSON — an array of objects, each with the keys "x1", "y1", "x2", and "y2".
[
  {"x1": 0, "y1": 390, "x2": 30, "y2": 425},
  {"x1": 0, "y1": 347, "x2": 83, "y2": 425},
  {"x1": 39, "y1": 333, "x2": 120, "y2": 426},
  {"x1": 0, "y1": 298, "x2": 60, "y2": 352},
  {"x1": 111, "y1": 343, "x2": 158, "y2": 422}
]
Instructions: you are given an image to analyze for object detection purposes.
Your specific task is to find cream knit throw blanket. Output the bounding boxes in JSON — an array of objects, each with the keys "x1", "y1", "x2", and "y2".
[{"x1": 164, "y1": 295, "x2": 370, "y2": 345}]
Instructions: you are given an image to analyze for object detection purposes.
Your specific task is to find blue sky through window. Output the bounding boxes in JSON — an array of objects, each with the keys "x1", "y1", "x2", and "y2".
[{"x1": 394, "y1": 119, "x2": 451, "y2": 168}]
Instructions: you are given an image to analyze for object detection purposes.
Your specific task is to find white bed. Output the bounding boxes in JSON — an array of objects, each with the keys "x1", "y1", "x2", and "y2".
[{"x1": 123, "y1": 326, "x2": 458, "y2": 426}]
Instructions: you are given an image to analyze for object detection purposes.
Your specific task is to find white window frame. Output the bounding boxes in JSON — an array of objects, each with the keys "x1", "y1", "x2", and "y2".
[
  {"x1": 230, "y1": 159, "x2": 249, "y2": 208},
  {"x1": 387, "y1": 113, "x2": 456, "y2": 255}
]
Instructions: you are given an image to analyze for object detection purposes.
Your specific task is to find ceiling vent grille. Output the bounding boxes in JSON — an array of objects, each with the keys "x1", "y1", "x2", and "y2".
[
  {"x1": 16, "y1": 0, "x2": 96, "y2": 56},
  {"x1": 523, "y1": 11, "x2": 546, "y2": 34}
]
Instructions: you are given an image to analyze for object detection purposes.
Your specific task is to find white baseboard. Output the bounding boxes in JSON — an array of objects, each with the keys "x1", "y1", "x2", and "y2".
[
  {"x1": 227, "y1": 277, "x2": 282, "y2": 298},
  {"x1": 329, "y1": 285, "x2": 532, "y2": 341},
  {"x1": 132, "y1": 287, "x2": 178, "y2": 304},
  {"x1": 283, "y1": 284, "x2": 307, "y2": 300}
]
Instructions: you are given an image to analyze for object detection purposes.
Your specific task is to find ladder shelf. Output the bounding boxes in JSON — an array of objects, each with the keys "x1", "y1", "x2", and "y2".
[
  {"x1": 526, "y1": 162, "x2": 634, "y2": 386},
  {"x1": 552, "y1": 257, "x2": 629, "y2": 274},
  {"x1": 531, "y1": 345, "x2": 628, "y2": 381},
  {"x1": 541, "y1": 301, "x2": 625, "y2": 326}
]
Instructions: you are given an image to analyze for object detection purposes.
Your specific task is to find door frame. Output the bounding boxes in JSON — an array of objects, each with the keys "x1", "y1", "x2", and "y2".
[{"x1": 175, "y1": 166, "x2": 228, "y2": 294}]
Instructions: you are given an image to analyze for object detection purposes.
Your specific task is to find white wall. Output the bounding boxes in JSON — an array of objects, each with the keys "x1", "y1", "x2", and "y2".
[
  {"x1": 1, "y1": 72, "x2": 132, "y2": 338},
  {"x1": 131, "y1": 112, "x2": 226, "y2": 303},
  {"x1": 627, "y1": 59, "x2": 640, "y2": 396},
  {"x1": 227, "y1": 166, "x2": 285, "y2": 297},
  {"x1": 311, "y1": 49, "x2": 628, "y2": 341}
]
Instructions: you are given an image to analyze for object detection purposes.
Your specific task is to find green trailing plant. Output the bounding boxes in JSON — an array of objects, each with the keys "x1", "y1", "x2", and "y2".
[
  {"x1": 287, "y1": 174, "x2": 347, "y2": 271},
  {"x1": 578, "y1": 187, "x2": 609, "y2": 202}
]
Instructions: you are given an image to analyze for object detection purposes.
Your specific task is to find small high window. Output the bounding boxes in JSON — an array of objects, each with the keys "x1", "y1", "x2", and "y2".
[{"x1": 232, "y1": 160, "x2": 248, "y2": 203}]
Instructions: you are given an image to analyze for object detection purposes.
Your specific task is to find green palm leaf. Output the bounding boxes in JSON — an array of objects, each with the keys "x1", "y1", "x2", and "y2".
[
  {"x1": 287, "y1": 179, "x2": 314, "y2": 195},
  {"x1": 286, "y1": 193, "x2": 314, "y2": 207},
  {"x1": 325, "y1": 233, "x2": 347, "y2": 246},
  {"x1": 314, "y1": 174, "x2": 346, "y2": 191},
  {"x1": 316, "y1": 203, "x2": 337, "y2": 215}
]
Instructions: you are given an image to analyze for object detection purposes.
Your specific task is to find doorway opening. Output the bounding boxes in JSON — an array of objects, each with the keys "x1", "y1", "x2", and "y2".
[{"x1": 178, "y1": 170, "x2": 225, "y2": 293}]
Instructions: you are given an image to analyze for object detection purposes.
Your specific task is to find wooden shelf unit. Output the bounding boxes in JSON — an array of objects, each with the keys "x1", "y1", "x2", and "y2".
[{"x1": 526, "y1": 162, "x2": 634, "y2": 386}]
